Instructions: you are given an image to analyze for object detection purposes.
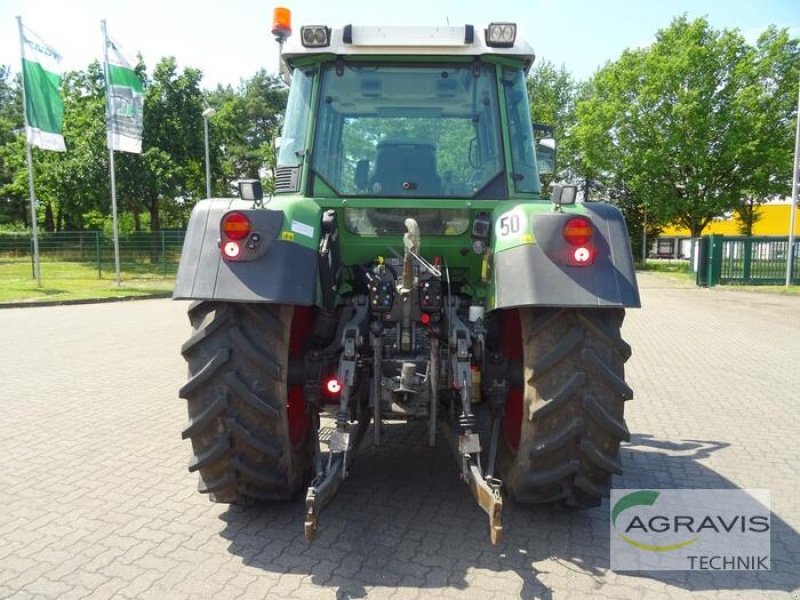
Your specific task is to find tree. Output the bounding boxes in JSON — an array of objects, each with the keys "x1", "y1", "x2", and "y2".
[
  {"x1": 0, "y1": 66, "x2": 28, "y2": 228},
  {"x1": 735, "y1": 27, "x2": 800, "y2": 217},
  {"x1": 34, "y1": 62, "x2": 108, "y2": 231},
  {"x1": 206, "y1": 71, "x2": 287, "y2": 194},
  {"x1": 736, "y1": 197, "x2": 763, "y2": 236},
  {"x1": 106, "y1": 57, "x2": 205, "y2": 232},
  {"x1": 526, "y1": 60, "x2": 579, "y2": 193},
  {"x1": 573, "y1": 17, "x2": 799, "y2": 239}
]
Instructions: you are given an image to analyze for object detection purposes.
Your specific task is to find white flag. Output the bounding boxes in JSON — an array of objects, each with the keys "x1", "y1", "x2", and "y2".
[
  {"x1": 21, "y1": 26, "x2": 66, "y2": 152},
  {"x1": 105, "y1": 35, "x2": 144, "y2": 153}
]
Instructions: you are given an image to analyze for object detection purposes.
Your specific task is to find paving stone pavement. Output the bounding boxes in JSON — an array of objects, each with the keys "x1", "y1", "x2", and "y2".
[{"x1": 0, "y1": 272, "x2": 798, "y2": 599}]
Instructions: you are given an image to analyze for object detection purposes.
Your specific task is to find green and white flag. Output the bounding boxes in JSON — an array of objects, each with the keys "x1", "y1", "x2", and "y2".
[
  {"x1": 105, "y1": 36, "x2": 144, "y2": 154},
  {"x1": 21, "y1": 27, "x2": 65, "y2": 152}
]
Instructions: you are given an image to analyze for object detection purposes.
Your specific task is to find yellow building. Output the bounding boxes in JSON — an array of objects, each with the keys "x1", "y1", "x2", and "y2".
[
  {"x1": 656, "y1": 203, "x2": 799, "y2": 259},
  {"x1": 661, "y1": 203, "x2": 800, "y2": 237}
]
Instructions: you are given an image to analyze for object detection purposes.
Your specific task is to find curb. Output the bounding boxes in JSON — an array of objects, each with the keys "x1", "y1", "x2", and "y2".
[{"x1": 0, "y1": 292, "x2": 173, "y2": 309}]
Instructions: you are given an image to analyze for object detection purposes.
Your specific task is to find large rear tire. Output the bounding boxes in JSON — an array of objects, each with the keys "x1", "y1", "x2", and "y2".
[
  {"x1": 179, "y1": 301, "x2": 312, "y2": 503},
  {"x1": 498, "y1": 308, "x2": 632, "y2": 507}
]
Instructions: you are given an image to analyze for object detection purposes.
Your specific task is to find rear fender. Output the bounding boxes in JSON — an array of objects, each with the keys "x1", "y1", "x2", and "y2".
[
  {"x1": 173, "y1": 198, "x2": 321, "y2": 305},
  {"x1": 490, "y1": 202, "x2": 640, "y2": 309}
]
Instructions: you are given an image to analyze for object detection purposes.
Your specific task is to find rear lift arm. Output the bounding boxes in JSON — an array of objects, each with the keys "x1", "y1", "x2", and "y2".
[
  {"x1": 447, "y1": 299, "x2": 504, "y2": 545},
  {"x1": 304, "y1": 296, "x2": 369, "y2": 541}
]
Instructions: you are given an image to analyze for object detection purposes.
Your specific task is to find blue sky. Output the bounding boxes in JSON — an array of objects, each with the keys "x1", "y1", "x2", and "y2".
[{"x1": 1, "y1": 0, "x2": 798, "y2": 88}]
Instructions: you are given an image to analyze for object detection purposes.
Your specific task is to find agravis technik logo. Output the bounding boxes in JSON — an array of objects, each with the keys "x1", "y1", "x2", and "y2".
[
  {"x1": 610, "y1": 489, "x2": 770, "y2": 571},
  {"x1": 612, "y1": 490, "x2": 699, "y2": 552}
]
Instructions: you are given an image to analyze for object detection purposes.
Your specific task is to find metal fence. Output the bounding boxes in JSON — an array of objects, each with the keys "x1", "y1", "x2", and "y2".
[
  {"x1": 696, "y1": 235, "x2": 799, "y2": 286},
  {"x1": 0, "y1": 231, "x2": 186, "y2": 280}
]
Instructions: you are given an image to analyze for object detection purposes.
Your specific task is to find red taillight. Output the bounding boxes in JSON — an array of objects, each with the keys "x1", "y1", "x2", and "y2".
[
  {"x1": 222, "y1": 211, "x2": 251, "y2": 241},
  {"x1": 563, "y1": 217, "x2": 593, "y2": 246}
]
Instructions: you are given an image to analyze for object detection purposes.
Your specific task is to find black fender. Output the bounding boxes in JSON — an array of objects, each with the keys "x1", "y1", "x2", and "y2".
[
  {"x1": 173, "y1": 199, "x2": 318, "y2": 305},
  {"x1": 493, "y1": 203, "x2": 640, "y2": 308}
]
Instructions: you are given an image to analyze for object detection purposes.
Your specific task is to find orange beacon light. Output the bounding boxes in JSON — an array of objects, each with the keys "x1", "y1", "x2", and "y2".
[{"x1": 272, "y1": 7, "x2": 292, "y2": 40}]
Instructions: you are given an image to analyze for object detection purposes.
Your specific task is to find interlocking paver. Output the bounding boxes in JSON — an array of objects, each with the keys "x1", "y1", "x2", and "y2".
[{"x1": 0, "y1": 274, "x2": 798, "y2": 598}]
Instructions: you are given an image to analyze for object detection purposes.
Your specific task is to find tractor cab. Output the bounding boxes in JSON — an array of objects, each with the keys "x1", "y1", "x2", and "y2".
[{"x1": 272, "y1": 18, "x2": 548, "y2": 206}]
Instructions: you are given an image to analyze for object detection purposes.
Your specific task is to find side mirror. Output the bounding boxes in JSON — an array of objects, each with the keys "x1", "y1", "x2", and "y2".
[
  {"x1": 551, "y1": 183, "x2": 577, "y2": 206},
  {"x1": 536, "y1": 137, "x2": 556, "y2": 176},
  {"x1": 355, "y1": 159, "x2": 370, "y2": 190},
  {"x1": 238, "y1": 179, "x2": 263, "y2": 201}
]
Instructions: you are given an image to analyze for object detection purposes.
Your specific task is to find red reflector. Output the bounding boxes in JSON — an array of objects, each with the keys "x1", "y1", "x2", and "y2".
[
  {"x1": 222, "y1": 211, "x2": 251, "y2": 241},
  {"x1": 563, "y1": 217, "x2": 593, "y2": 245},
  {"x1": 325, "y1": 377, "x2": 342, "y2": 395}
]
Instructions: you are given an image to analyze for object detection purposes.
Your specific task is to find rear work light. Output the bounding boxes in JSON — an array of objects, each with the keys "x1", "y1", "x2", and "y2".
[
  {"x1": 486, "y1": 23, "x2": 516, "y2": 47},
  {"x1": 563, "y1": 217, "x2": 593, "y2": 246},
  {"x1": 222, "y1": 211, "x2": 251, "y2": 241}
]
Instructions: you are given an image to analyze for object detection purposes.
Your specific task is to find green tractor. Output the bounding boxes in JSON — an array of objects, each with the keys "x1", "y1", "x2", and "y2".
[{"x1": 174, "y1": 10, "x2": 639, "y2": 545}]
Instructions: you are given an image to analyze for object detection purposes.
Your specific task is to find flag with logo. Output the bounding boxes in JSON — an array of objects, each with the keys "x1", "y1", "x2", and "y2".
[
  {"x1": 105, "y1": 36, "x2": 144, "y2": 153},
  {"x1": 21, "y1": 27, "x2": 66, "y2": 152}
]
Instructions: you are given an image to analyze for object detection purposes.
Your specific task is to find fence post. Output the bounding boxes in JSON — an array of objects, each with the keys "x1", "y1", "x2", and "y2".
[
  {"x1": 161, "y1": 231, "x2": 167, "y2": 277},
  {"x1": 696, "y1": 237, "x2": 709, "y2": 286},
  {"x1": 709, "y1": 235, "x2": 724, "y2": 286},
  {"x1": 700, "y1": 234, "x2": 724, "y2": 287},
  {"x1": 742, "y1": 238, "x2": 752, "y2": 283}
]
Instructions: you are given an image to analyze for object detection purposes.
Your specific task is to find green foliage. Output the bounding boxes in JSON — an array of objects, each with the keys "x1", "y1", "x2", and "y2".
[
  {"x1": 35, "y1": 62, "x2": 108, "y2": 231},
  {"x1": 0, "y1": 67, "x2": 27, "y2": 226},
  {"x1": 736, "y1": 197, "x2": 763, "y2": 236},
  {"x1": 83, "y1": 208, "x2": 149, "y2": 236},
  {"x1": 638, "y1": 259, "x2": 692, "y2": 274},
  {"x1": 0, "y1": 57, "x2": 287, "y2": 233},
  {"x1": 526, "y1": 60, "x2": 579, "y2": 191},
  {"x1": 573, "y1": 17, "x2": 800, "y2": 239},
  {"x1": 206, "y1": 71, "x2": 287, "y2": 195}
]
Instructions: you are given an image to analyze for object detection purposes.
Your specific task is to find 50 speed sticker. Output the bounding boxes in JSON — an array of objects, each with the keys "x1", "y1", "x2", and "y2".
[{"x1": 495, "y1": 207, "x2": 528, "y2": 240}]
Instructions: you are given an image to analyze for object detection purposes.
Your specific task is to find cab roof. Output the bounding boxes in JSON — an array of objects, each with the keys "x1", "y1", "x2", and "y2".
[{"x1": 281, "y1": 24, "x2": 536, "y2": 71}]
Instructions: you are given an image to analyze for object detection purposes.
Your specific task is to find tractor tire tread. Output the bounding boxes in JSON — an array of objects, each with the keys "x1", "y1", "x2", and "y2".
[
  {"x1": 500, "y1": 307, "x2": 632, "y2": 507},
  {"x1": 180, "y1": 301, "x2": 310, "y2": 505}
]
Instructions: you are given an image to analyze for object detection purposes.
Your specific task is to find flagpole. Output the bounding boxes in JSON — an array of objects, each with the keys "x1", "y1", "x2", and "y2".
[
  {"x1": 101, "y1": 19, "x2": 122, "y2": 287},
  {"x1": 16, "y1": 16, "x2": 42, "y2": 288}
]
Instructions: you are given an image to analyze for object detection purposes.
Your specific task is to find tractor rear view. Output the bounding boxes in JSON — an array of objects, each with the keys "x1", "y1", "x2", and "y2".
[{"x1": 174, "y1": 8, "x2": 640, "y2": 544}]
